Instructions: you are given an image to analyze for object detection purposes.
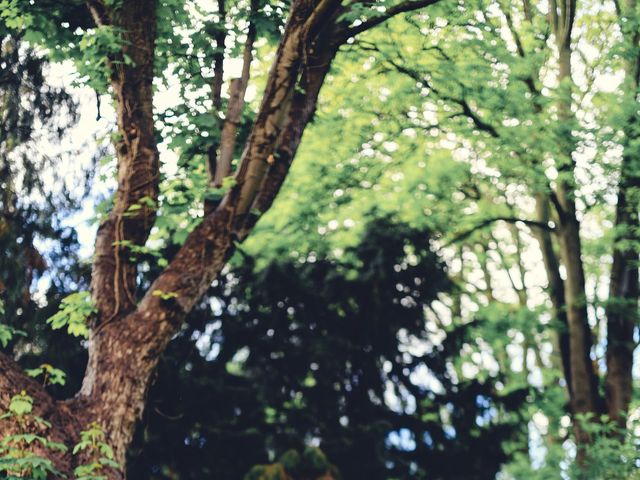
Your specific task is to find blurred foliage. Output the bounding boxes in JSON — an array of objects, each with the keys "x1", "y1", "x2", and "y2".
[
  {"x1": 244, "y1": 447, "x2": 339, "y2": 480},
  {"x1": 127, "y1": 218, "x2": 525, "y2": 479},
  {"x1": 0, "y1": 21, "x2": 90, "y2": 398}
]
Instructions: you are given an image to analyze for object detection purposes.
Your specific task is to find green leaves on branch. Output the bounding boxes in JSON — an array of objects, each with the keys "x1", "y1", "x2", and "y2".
[
  {"x1": 0, "y1": 300, "x2": 26, "y2": 348},
  {"x1": 6, "y1": 392, "x2": 33, "y2": 417},
  {"x1": 0, "y1": 391, "x2": 119, "y2": 480},
  {"x1": 205, "y1": 176, "x2": 238, "y2": 202},
  {"x1": 0, "y1": 325, "x2": 25, "y2": 349},
  {"x1": 75, "y1": 26, "x2": 132, "y2": 91},
  {"x1": 151, "y1": 290, "x2": 179, "y2": 301},
  {"x1": 46, "y1": 292, "x2": 96, "y2": 339},
  {"x1": 0, "y1": 392, "x2": 66, "y2": 480},
  {"x1": 0, "y1": 0, "x2": 33, "y2": 30},
  {"x1": 25, "y1": 364, "x2": 67, "y2": 387},
  {"x1": 73, "y1": 422, "x2": 119, "y2": 480},
  {"x1": 124, "y1": 195, "x2": 157, "y2": 216}
]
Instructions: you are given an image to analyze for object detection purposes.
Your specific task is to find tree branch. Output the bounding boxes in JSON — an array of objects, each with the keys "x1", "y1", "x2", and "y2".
[
  {"x1": 85, "y1": 0, "x2": 111, "y2": 26},
  {"x1": 213, "y1": 0, "x2": 258, "y2": 189},
  {"x1": 447, "y1": 216, "x2": 554, "y2": 245},
  {"x1": 88, "y1": 0, "x2": 159, "y2": 323},
  {"x1": 336, "y1": 0, "x2": 440, "y2": 43},
  {"x1": 205, "y1": 0, "x2": 227, "y2": 206}
]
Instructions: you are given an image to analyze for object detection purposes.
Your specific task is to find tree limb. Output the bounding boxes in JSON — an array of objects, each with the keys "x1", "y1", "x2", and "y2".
[
  {"x1": 213, "y1": 0, "x2": 258, "y2": 189},
  {"x1": 447, "y1": 216, "x2": 554, "y2": 246},
  {"x1": 336, "y1": 0, "x2": 440, "y2": 43}
]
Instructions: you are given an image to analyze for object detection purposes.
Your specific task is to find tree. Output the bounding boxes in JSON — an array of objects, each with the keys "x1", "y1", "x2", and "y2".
[{"x1": 0, "y1": 1, "x2": 445, "y2": 477}]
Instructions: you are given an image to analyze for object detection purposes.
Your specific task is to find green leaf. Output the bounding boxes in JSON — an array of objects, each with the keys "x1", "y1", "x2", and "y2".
[{"x1": 46, "y1": 292, "x2": 96, "y2": 338}]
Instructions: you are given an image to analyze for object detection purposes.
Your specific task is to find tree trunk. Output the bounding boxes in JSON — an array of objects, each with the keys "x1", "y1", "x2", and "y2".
[
  {"x1": 605, "y1": 152, "x2": 640, "y2": 424},
  {"x1": 532, "y1": 194, "x2": 572, "y2": 396},
  {"x1": 551, "y1": 5, "x2": 604, "y2": 454},
  {"x1": 605, "y1": 0, "x2": 640, "y2": 422}
]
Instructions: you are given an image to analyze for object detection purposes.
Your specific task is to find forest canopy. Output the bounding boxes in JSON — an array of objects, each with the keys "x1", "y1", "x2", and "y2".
[{"x1": 1, "y1": 0, "x2": 640, "y2": 479}]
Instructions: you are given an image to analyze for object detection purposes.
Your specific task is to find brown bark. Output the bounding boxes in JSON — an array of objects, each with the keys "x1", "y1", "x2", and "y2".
[
  {"x1": 86, "y1": 0, "x2": 160, "y2": 323},
  {"x1": 555, "y1": 203, "x2": 601, "y2": 418},
  {"x1": 532, "y1": 195, "x2": 572, "y2": 396},
  {"x1": 205, "y1": 0, "x2": 227, "y2": 204},
  {"x1": 550, "y1": 2, "x2": 604, "y2": 453},
  {"x1": 606, "y1": 151, "x2": 640, "y2": 424},
  {"x1": 213, "y1": 8, "x2": 257, "y2": 188},
  {"x1": 74, "y1": 2, "x2": 343, "y2": 470},
  {"x1": 0, "y1": 353, "x2": 83, "y2": 478}
]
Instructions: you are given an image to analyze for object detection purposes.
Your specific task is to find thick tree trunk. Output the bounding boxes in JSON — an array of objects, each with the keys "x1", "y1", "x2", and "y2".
[
  {"x1": 556, "y1": 208, "x2": 601, "y2": 418},
  {"x1": 0, "y1": 1, "x2": 345, "y2": 476},
  {"x1": 75, "y1": 5, "x2": 340, "y2": 470},
  {"x1": 86, "y1": 0, "x2": 160, "y2": 324}
]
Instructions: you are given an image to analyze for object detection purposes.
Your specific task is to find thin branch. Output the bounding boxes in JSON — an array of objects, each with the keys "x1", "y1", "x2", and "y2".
[
  {"x1": 490, "y1": 231, "x2": 523, "y2": 297},
  {"x1": 85, "y1": 0, "x2": 111, "y2": 26},
  {"x1": 446, "y1": 216, "x2": 555, "y2": 246},
  {"x1": 212, "y1": 0, "x2": 258, "y2": 189},
  {"x1": 205, "y1": 0, "x2": 227, "y2": 206},
  {"x1": 385, "y1": 57, "x2": 502, "y2": 138},
  {"x1": 522, "y1": 0, "x2": 533, "y2": 21},
  {"x1": 498, "y1": 1, "x2": 526, "y2": 58},
  {"x1": 548, "y1": 189, "x2": 566, "y2": 221},
  {"x1": 337, "y1": 0, "x2": 440, "y2": 44},
  {"x1": 613, "y1": 0, "x2": 622, "y2": 17}
]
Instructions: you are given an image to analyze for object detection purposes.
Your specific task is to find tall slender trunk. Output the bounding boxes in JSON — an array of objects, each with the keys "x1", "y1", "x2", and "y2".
[
  {"x1": 551, "y1": 6, "x2": 604, "y2": 453},
  {"x1": 605, "y1": 0, "x2": 640, "y2": 424},
  {"x1": 533, "y1": 194, "x2": 572, "y2": 396},
  {"x1": 605, "y1": 148, "x2": 640, "y2": 424}
]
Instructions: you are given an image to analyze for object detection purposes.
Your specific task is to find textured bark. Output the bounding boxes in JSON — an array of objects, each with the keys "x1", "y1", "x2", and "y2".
[
  {"x1": 606, "y1": 153, "x2": 640, "y2": 424},
  {"x1": 86, "y1": 0, "x2": 160, "y2": 323},
  {"x1": 205, "y1": 0, "x2": 227, "y2": 204},
  {"x1": 555, "y1": 206, "x2": 601, "y2": 418},
  {"x1": 0, "y1": 353, "x2": 84, "y2": 478},
  {"x1": 551, "y1": 2, "x2": 604, "y2": 453},
  {"x1": 75, "y1": 2, "x2": 343, "y2": 469},
  {"x1": 497, "y1": 0, "x2": 578, "y2": 407}
]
